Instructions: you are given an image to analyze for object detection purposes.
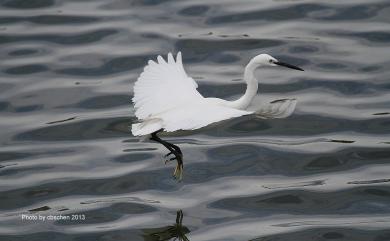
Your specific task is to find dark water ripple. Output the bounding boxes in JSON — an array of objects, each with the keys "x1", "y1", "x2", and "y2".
[
  {"x1": 1, "y1": 0, "x2": 56, "y2": 9},
  {"x1": 0, "y1": 29, "x2": 118, "y2": 45},
  {"x1": 1, "y1": 0, "x2": 390, "y2": 241},
  {"x1": 0, "y1": 15, "x2": 99, "y2": 25}
]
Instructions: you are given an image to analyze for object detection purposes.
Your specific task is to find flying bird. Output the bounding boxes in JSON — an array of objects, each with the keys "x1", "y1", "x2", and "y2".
[{"x1": 132, "y1": 52, "x2": 303, "y2": 180}]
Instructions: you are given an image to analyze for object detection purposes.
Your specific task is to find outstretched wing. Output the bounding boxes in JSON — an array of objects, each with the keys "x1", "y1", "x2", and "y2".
[
  {"x1": 157, "y1": 101, "x2": 253, "y2": 132},
  {"x1": 131, "y1": 52, "x2": 253, "y2": 136},
  {"x1": 132, "y1": 101, "x2": 253, "y2": 136},
  {"x1": 132, "y1": 52, "x2": 203, "y2": 120}
]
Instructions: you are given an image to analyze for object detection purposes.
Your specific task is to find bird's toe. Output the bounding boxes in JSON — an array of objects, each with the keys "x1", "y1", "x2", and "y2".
[
  {"x1": 164, "y1": 151, "x2": 174, "y2": 157},
  {"x1": 164, "y1": 156, "x2": 177, "y2": 165}
]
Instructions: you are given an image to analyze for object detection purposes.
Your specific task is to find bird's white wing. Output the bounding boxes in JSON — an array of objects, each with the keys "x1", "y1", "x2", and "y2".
[
  {"x1": 156, "y1": 101, "x2": 253, "y2": 132},
  {"x1": 132, "y1": 100, "x2": 253, "y2": 136},
  {"x1": 133, "y1": 52, "x2": 203, "y2": 120}
]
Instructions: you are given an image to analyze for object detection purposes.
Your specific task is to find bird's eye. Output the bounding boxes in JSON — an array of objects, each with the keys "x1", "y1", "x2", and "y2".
[{"x1": 269, "y1": 59, "x2": 273, "y2": 63}]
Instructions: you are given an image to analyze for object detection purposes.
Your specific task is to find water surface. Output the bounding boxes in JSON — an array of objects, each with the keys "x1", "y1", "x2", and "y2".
[{"x1": 1, "y1": 0, "x2": 390, "y2": 240}]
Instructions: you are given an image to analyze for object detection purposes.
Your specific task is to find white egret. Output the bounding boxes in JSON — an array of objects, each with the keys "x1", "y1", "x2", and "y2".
[{"x1": 132, "y1": 52, "x2": 303, "y2": 180}]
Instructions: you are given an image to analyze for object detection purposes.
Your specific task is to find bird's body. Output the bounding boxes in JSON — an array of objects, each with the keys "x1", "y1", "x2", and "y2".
[
  {"x1": 131, "y1": 52, "x2": 253, "y2": 136},
  {"x1": 132, "y1": 52, "x2": 303, "y2": 179}
]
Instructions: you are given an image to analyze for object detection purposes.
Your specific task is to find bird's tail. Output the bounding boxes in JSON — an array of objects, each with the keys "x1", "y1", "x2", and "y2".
[{"x1": 131, "y1": 118, "x2": 163, "y2": 138}]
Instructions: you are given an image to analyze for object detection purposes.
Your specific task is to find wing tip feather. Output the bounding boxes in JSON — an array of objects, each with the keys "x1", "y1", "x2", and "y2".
[
  {"x1": 168, "y1": 52, "x2": 175, "y2": 64},
  {"x1": 176, "y1": 52, "x2": 182, "y2": 64},
  {"x1": 148, "y1": 60, "x2": 157, "y2": 66},
  {"x1": 157, "y1": 55, "x2": 166, "y2": 64}
]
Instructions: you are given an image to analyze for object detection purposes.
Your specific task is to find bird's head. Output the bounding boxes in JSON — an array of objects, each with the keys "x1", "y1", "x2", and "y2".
[{"x1": 252, "y1": 54, "x2": 304, "y2": 71}]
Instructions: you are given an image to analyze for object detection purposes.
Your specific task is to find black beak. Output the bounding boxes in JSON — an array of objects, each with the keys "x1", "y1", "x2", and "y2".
[{"x1": 275, "y1": 61, "x2": 304, "y2": 71}]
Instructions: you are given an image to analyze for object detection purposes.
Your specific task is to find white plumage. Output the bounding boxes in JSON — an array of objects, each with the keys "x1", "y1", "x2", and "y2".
[{"x1": 132, "y1": 52, "x2": 252, "y2": 136}]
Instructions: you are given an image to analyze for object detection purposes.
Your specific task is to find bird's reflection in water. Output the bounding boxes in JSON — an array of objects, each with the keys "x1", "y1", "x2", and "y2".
[{"x1": 142, "y1": 210, "x2": 190, "y2": 241}]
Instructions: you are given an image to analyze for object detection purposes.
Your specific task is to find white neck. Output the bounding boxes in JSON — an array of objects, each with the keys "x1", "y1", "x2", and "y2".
[{"x1": 227, "y1": 59, "x2": 259, "y2": 110}]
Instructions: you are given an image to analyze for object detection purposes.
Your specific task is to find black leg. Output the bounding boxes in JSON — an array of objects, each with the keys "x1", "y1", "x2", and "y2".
[
  {"x1": 150, "y1": 130, "x2": 183, "y2": 180},
  {"x1": 151, "y1": 131, "x2": 176, "y2": 157},
  {"x1": 169, "y1": 142, "x2": 182, "y2": 155}
]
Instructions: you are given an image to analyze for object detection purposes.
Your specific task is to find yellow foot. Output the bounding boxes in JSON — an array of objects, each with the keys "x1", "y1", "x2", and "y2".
[{"x1": 173, "y1": 163, "x2": 183, "y2": 181}]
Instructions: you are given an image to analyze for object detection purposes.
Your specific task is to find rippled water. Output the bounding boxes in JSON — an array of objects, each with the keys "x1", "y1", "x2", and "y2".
[{"x1": 1, "y1": 0, "x2": 390, "y2": 240}]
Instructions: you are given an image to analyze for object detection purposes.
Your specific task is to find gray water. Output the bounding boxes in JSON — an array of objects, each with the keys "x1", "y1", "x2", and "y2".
[{"x1": 1, "y1": 0, "x2": 390, "y2": 240}]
